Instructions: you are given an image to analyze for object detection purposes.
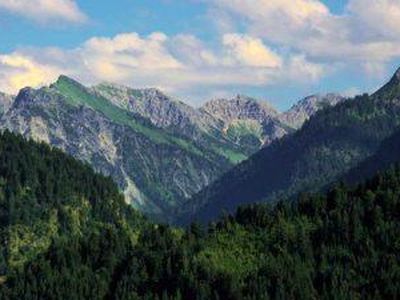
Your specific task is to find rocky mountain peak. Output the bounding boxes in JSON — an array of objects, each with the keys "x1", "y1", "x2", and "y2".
[
  {"x1": 13, "y1": 87, "x2": 41, "y2": 107},
  {"x1": 55, "y1": 75, "x2": 80, "y2": 86},
  {"x1": 201, "y1": 95, "x2": 278, "y2": 123},
  {"x1": 279, "y1": 93, "x2": 344, "y2": 129},
  {"x1": 296, "y1": 93, "x2": 343, "y2": 111},
  {"x1": 92, "y1": 82, "x2": 202, "y2": 132},
  {"x1": 53, "y1": 75, "x2": 90, "y2": 93},
  {"x1": 0, "y1": 75, "x2": 350, "y2": 219},
  {"x1": 93, "y1": 83, "x2": 174, "y2": 106}
]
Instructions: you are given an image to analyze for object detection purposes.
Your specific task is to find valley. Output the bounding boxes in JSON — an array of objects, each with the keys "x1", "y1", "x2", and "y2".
[{"x1": 0, "y1": 76, "x2": 341, "y2": 221}]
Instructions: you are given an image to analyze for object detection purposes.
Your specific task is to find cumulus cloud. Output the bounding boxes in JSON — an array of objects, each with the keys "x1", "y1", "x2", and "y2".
[
  {"x1": 285, "y1": 55, "x2": 325, "y2": 82},
  {"x1": 347, "y1": 0, "x2": 400, "y2": 41},
  {"x1": 168, "y1": 34, "x2": 218, "y2": 67},
  {"x1": 0, "y1": 32, "x2": 324, "y2": 99},
  {"x1": 222, "y1": 34, "x2": 282, "y2": 68},
  {"x1": 0, "y1": 0, "x2": 87, "y2": 23},
  {"x1": 208, "y1": 0, "x2": 400, "y2": 74},
  {"x1": 0, "y1": 53, "x2": 62, "y2": 93},
  {"x1": 81, "y1": 32, "x2": 183, "y2": 82}
]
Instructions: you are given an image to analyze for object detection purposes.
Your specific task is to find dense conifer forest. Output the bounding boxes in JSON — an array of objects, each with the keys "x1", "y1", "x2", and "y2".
[{"x1": 0, "y1": 132, "x2": 399, "y2": 299}]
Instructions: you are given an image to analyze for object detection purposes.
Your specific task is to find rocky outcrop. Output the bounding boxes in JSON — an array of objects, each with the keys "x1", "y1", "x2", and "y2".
[
  {"x1": 0, "y1": 76, "x2": 345, "y2": 221},
  {"x1": 0, "y1": 92, "x2": 14, "y2": 115},
  {"x1": 200, "y1": 95, "x2": 290, "y2": 151},
  {"x1": 201, "y1": 95, "x2": 279, "y2": 123},
  {"x1": 94, "y1": 85, "x2": 343, "y2": 154},
  {"x1": 93, "y1": 84, "x2": 203, "y2": 132},
  {"x1": 0, "y1": 77, "x2": 232, "y2": 220},
  {"x1": 280, "y1": 94, "x2": 344, "y2": 129}
]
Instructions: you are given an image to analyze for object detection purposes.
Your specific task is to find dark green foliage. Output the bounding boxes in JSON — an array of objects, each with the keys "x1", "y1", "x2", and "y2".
[
  {"x1": 0, "y1": 131, "x2": 145, "y2": 299},
  {"x1": 184, "y1": 74, "x2": 400, "y2": 223},
  {"x1": 1, "y1": 131, "x2": 400, "y2": 299},
  {"x1": 342, "y1": 128, "x2": 400, "y2": 185}
]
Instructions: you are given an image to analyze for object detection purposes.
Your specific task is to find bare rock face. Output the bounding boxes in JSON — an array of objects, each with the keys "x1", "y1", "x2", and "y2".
[
  {"x1": 0, "y1": 77, "x2": 233, "y2": 221},
  {"x1": 201, "y1": 95, "x2": 279, "y2": 123},
  {"x1": 280, "y1": 94, "x2": 345, "y2": 129},
  {"x1": 197, "y1": 93, "x2": 345, "y2": 151},
  {"x1": 93, "y1": 86, "x2": 344, "y2": 155},
  {"x1": 0, "y1": 92, "x2": 14, "y2": 115},
  {"x1": 0, "y1": 75, "x2": 344, "y2": 222},
  {"x1": 93, "y1": 84, "x2": 201, "y2": 131},
  {"x1": 200, "y1": 95, "x2": 290, "y2": 151},
  {"x1": 93, "y1": 85, "x2": 272, "y2": 155}
]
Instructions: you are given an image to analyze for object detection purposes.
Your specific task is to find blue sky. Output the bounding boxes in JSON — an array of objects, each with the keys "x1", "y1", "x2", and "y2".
[{"x1": 1, "y1": 0, "x2": 400, "y2": 110}]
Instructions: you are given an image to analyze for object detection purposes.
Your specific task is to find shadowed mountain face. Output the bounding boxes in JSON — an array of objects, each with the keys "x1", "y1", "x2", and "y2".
[
  {"x1": 2, "y1": 130, "x2": 400, "y2": 299},
  {"x1": 0, "y1": 76, "x2": 342, "y2": 221},
  {"x1": 341, "y1": 128, "x2": 400, "y2": 186},
  {"x1": 0, "y1": 77, "x2": 234, "y2": 220},
  {"x1": 181, "y1": 68, "x2": 400, "y2": 224}
]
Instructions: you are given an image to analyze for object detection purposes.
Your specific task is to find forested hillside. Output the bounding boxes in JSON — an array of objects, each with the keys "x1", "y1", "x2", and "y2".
[
  {"x1": 0, "y1": 75, "x2": 344, "y2": 221},
  {"x1": 341, "y1": 128, "x2": 400, "y2": 186},
  {"x1": 182, "y1": 68, "x2": 400, "y2": 223},
  {"x1": 0, "y1": 131, "x2": 146, "y2": 299},
  {"x1": 1, "y1": 131, "x2": 399, "y2": 299},
  {"x1": 1, "y1": 76, "x2": 236, "y2": 219}
]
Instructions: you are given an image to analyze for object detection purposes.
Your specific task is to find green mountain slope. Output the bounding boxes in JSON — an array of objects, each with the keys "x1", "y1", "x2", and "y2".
[
  {"x1": 182, "y1": 67, "x2": 400, "y2": 223},
  {"x1": 2, "y1": 132, "x2": 399, "y2": 299},
  {"x1": 0, "y1": 76, "x2": 237, "y2": 220},
  {"x1": 0, "y1": 76, "x2": 344, "y2": 221},
  {"x1": 0, "y1": 131, "x2": 146, "y2": 299},
  {"x1": 54, "y1": 76, "x2": 204, "y2": 155},
  {"x1": 341, "y1": 128, "x2": 400, "y2": 185}
]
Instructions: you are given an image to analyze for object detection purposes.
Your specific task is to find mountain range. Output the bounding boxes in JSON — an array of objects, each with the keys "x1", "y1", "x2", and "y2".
[
  {"x1": 0, "y1": 76, "x2": 341, "y2": 220},
  {"x1": 1, "y1": 67, "x2": 400, "y2": 300},
  {"x1": 181, "y1": 67, "x2": 400, "y2": 223},
  {"x1": 1, "y1": 126, "x2": 399, "y2": 299}
]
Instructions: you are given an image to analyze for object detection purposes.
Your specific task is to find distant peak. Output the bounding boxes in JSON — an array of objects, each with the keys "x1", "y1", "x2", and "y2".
[
  {"x1": 235, "y1": 94, "x2": 254, "y2": 101},
  {"x1": 95, "y1": 81, "x2": 127, "y2": 90},
  {"x1": 54, "y1": 75, "x2": 82, "y2": 87},
  {"x1": 300, "y1": 93, "x2": 343, "y2": 103},
  {"x1": 94, "y1": 82, "x2": 165, "y2": 96},
  {"x1": 56, "y1": 74, "x2": 72, "y2": 82},
  {"x1": 204, "y1": 94, "x2": 258, "y2": 106}
]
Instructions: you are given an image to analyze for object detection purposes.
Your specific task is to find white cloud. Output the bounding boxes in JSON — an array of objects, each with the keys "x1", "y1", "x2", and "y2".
[
  {"x1": 285, "y1": 55, "x2": 325, "y2": 82},
  {"x1": 81, "y1": 32, "x2": 183, "y2": 82},
  {"x1": 222, "y1": 34, "x2": 282, "y2": 68},
  {"x1": 347, "y1": 0, "x2": 400, "y2": 41},
  {"x1": 209, "y1": 0, "x2": 330, "y2": 46},
  {"x1": 0, "y1": 32, "x2": 325, "y2": 102},
  {"x1": 208, "y1": 0, "x2": 400, "y2": 74},
  {"x1": 168, "y1": 34, "x2": 218, "y2": 67},
  {"x1": 0, "y1": 53, "x2": 62, "y2": 93},
  {"x1": 0, "y1": 0, "x2": 87, "y2": 23}
]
